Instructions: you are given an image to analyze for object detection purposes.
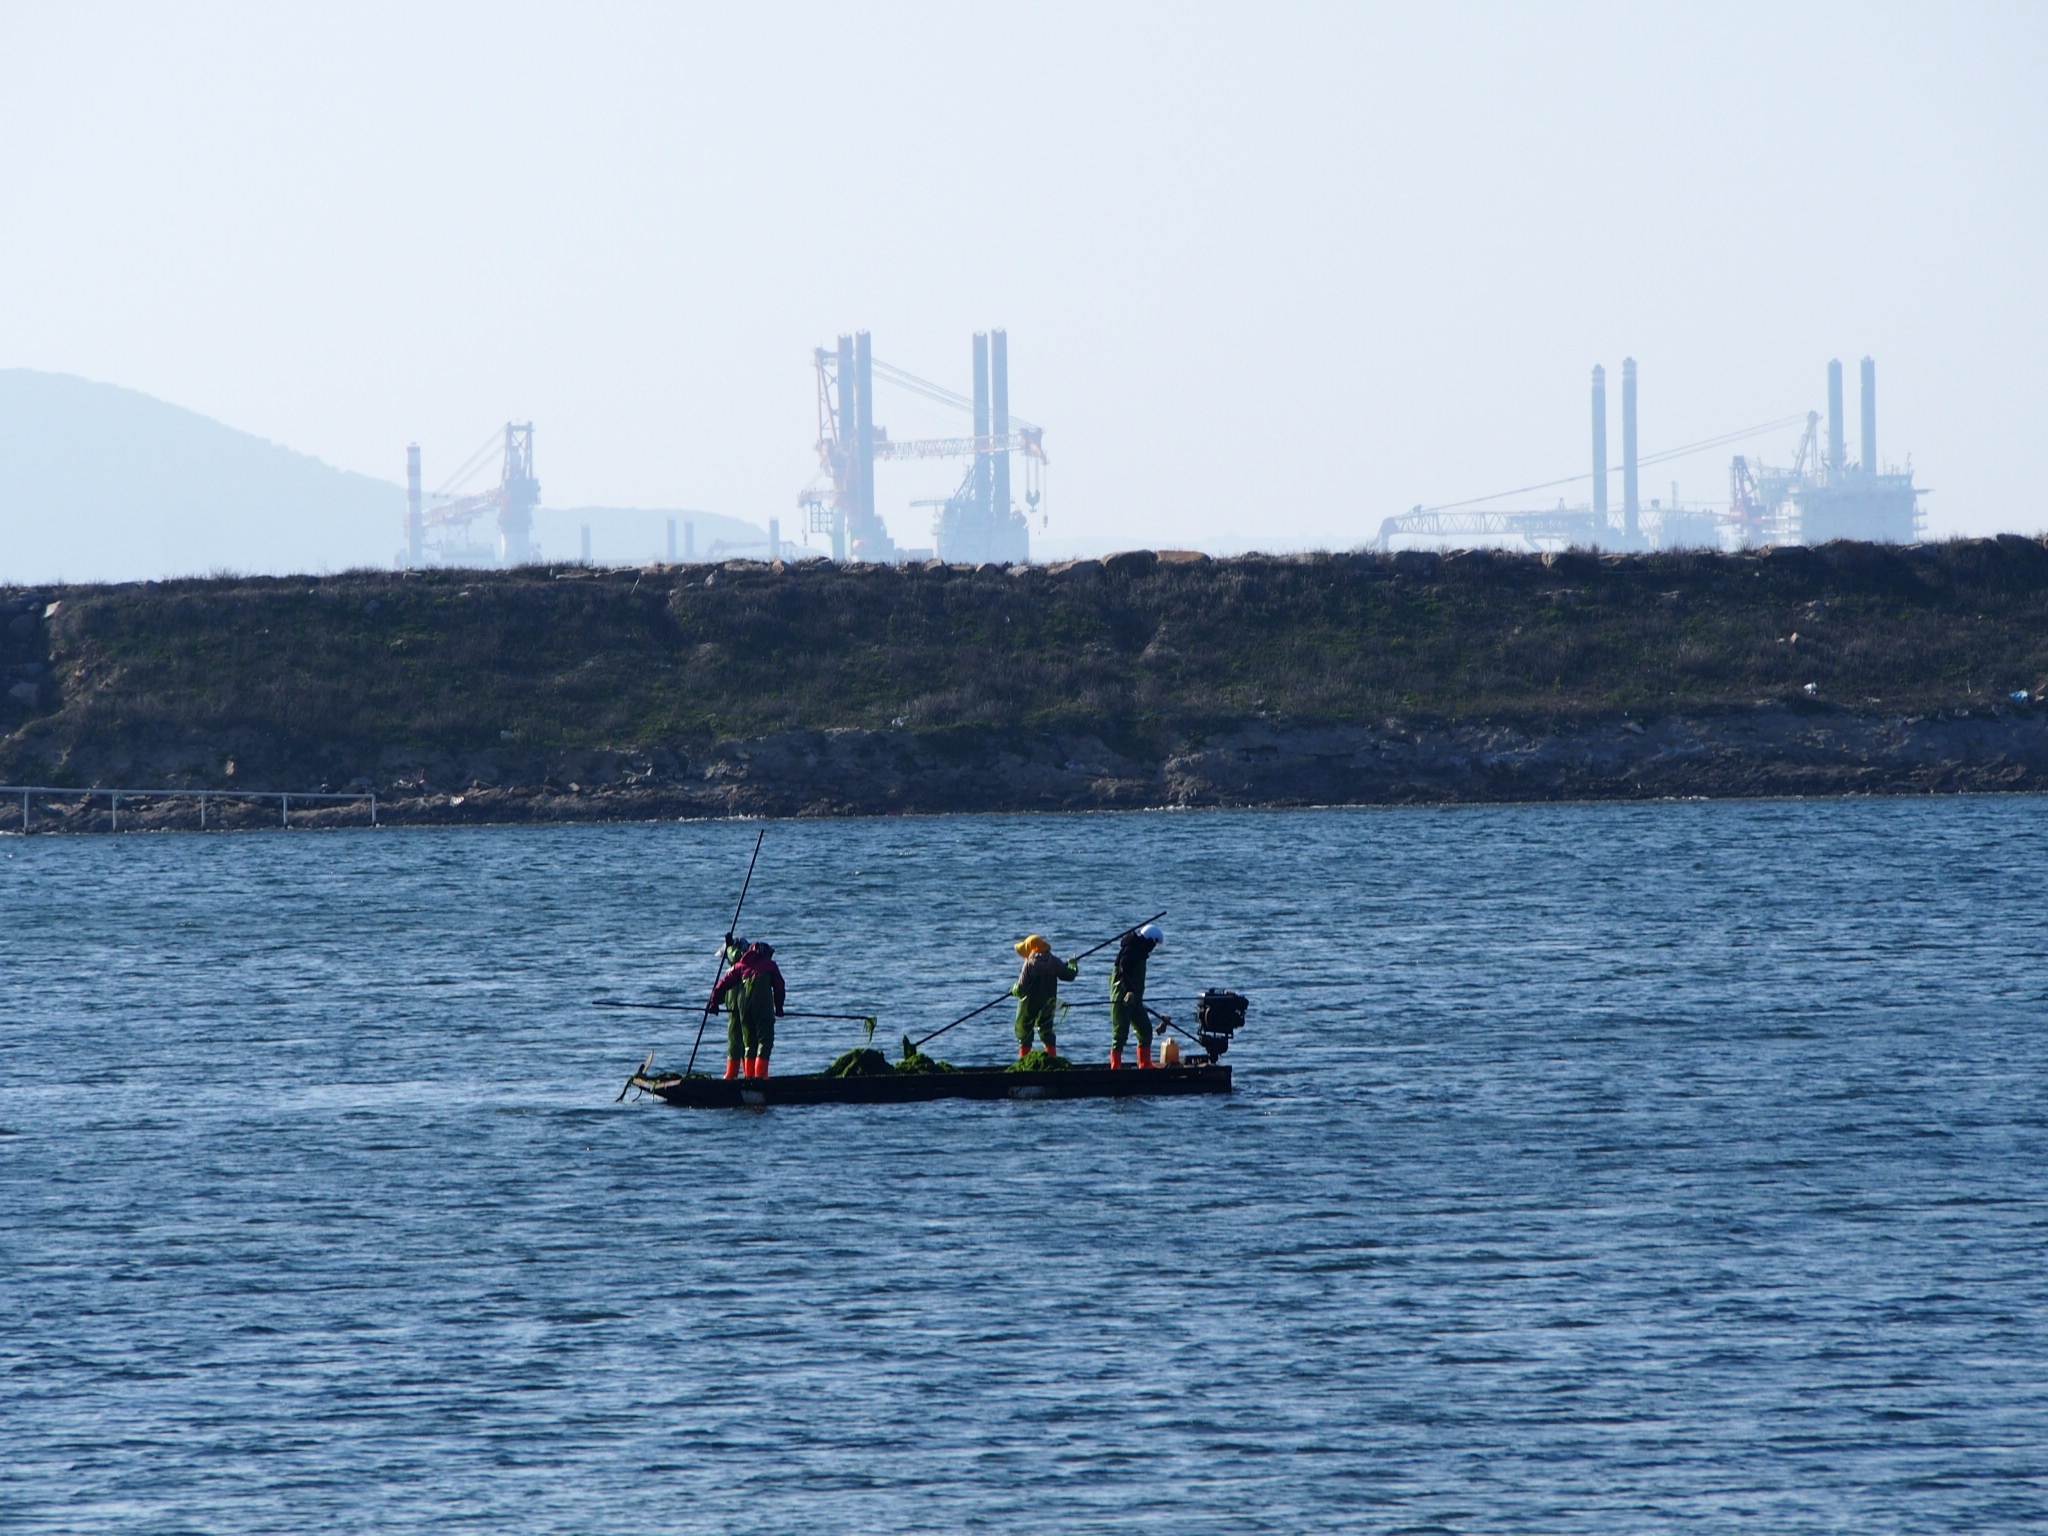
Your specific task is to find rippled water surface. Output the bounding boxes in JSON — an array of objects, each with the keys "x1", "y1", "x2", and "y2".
[{"x1": 5, "y1": 800, "x2": 2048, "y2": 1532}]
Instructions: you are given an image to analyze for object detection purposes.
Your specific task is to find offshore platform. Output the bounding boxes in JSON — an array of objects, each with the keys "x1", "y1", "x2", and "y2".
[
  {"x1": 1379, "y1": 357, "x2": 1921, "y2": 552},
  {"x1": 1730, "y1": 358, "x2": 1922, "y2": 546},
  {"x1": 798, "y1": 330, "x2": 1047, "y2": 564},
  {"x1": 400, "y1": 423, "x2": 540, "y2": 568}
]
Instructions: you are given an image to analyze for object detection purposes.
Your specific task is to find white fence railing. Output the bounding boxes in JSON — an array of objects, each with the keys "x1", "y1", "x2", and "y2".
[{"x1": 3, "y1": 785, "x2": 377, "y2": 833}]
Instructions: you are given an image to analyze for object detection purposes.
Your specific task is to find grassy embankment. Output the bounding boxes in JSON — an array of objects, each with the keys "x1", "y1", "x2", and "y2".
[{"x1": 5, "y1": 538, "x2": 2048, "y2": 793}]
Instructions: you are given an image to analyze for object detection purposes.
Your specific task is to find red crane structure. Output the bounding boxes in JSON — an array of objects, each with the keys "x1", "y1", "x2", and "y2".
[
  {"x1": 798, "y1": 332, "x2": 1046, "y2": 563},
  {"x1": 403, "y1": 423, "x2": 541, "y2": 568}
]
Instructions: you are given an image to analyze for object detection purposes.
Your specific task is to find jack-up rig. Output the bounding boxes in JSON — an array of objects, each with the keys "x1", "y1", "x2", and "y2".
[
  {"x1": 1378, "y1": 357, "x2": 1921, "y2": 552},
  {"x1": 402, "y1": 423, "x2": 540, "y2": 568},
  {"x1": 1730, "y1": 358, "x2": 1922, "y2": 546},
  {"x1": 799, "y1": 331, "x2": 1047, "y2": 563}
]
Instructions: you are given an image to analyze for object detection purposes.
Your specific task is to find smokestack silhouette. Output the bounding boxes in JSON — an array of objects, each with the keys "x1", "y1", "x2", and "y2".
[
  {"x1": 405, "y1": 443, "x2": 422, "y2": 565},
  {"x1": 1827, "y1": 359, "x2": 1845, "y2": 477},
  {"x1": 992, "y1": 329, "x2": 1011, "y2": 530},
  {"x1": 1621, "y1": 357, "x2": 1639, "y2": 543},
  {"x1": 854, "y1": 331, "x2": 876, "y2": 532},
  {"x1": 1591, "y1": 365, "x2": 1608, "y2": 521},
  {"x1": 972, "y1": 331, "x2": 991, "y2": 521},
  {"x1": 836, "y1": 335, "x2": 856, "y2": 531},
  {"x1": 1860, "y1": 357, "x2": 1878, "y2": 474}
]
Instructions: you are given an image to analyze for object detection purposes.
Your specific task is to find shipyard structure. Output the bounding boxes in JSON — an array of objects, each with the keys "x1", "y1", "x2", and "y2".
[
  {"x1": 1731, "y1": 358, "x2": 1921, "y2": 546},
  {"x1": 401, "y1": 422, "x2": 540, "y2": 569},
  {"x1": 798, "y1": 330, "x2": 1046, "y2": 565},
  {"x1": 1380, "y1": 357, "x2": 1922, "y2": 553},
  {"x1": 398, "y1": 330, "x2": 1047, "y2": 570}
]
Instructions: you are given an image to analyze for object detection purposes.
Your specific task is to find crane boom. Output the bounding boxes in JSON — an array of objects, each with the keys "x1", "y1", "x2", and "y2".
[
  {"x1": 413, "y1": 422, "x2": 540, "y2": 564},
  {"x1": 873, "y1": 428, "x2": 1046, "y2": 463}
]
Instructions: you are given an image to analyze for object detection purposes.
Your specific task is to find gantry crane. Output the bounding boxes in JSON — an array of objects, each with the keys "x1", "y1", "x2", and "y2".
[
  {"x1": 405, "y1": 423, "x2": 541, "y2": 567},
  {"x1": 798, "y1": 332, "x2": 1046, "y2": 563}
]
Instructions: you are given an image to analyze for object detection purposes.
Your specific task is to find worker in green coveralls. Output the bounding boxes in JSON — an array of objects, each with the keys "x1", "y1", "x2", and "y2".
[
  {"x1": 1108, "y1": 922, "x2": 1163, "y2": 1070},
  {"x1": 712, "y1": 939, "x2": 786, "y2": 1080},
  {"x1": 1011, "y1": 934, "x2": 1079, "y2": 1060},
  {"x1": 714, "y1": 934, "x2": 749, "y2": 1080}
]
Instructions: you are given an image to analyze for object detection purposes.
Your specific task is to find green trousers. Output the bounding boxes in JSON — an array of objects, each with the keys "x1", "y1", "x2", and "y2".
[
  {"x1": 1110, "y1": 995, "x2": 1152, "y2": 1051},
  {"x1": 1015, "y1": 1000, "x2": 1058, "y2": 1054},
  {"x1": 731, "y1": 1007, "x2": 775, "y2": 1060}
]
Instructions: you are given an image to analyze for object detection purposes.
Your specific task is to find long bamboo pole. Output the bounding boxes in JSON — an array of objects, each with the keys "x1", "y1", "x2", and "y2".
[
  {"x1": 908, "y1": 911, "x2": 1166, "y2": 1052},
  {"x1": 682, "y1": 827, "x2": 767, "y2": 1076}
]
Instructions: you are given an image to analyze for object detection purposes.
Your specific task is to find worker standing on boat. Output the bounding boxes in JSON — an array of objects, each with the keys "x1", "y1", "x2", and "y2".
[
  {"x1": 715, "y1": 934, "x2": 749, "y2": 1081},
  {"x1": 1012, "y1": 935, "x2": 1078, "y2": 1060},
  {"x1": 712, "y1": 939, "x2": 786, "y2": 1079},
  {"x1": 1108, "y1": 923, "x2": 1163, "y2": 1070}
]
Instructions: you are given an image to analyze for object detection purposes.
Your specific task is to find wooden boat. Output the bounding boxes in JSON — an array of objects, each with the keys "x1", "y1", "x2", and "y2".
[{"x1": 626, "y1": 1058, "x2": 1232, "y2": 1108}]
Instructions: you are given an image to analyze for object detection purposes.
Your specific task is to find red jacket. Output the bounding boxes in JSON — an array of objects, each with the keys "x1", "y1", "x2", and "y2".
[{"x1": 712, "y1": 949, "x2": 786, "y2": 1015}]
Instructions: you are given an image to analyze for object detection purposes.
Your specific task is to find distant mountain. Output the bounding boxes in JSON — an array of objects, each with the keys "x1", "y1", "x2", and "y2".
[
  {"x1": 0, "y1": 370, "x2": 778, "y2": 583},
  {"x1": 0, "y1": 369, "x2": 405, "y2": 584}
]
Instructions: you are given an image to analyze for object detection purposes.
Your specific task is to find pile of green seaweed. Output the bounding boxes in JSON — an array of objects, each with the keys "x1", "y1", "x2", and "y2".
[
  {"x1": 1008, "y1": 1049, "x2": 1071, "y2": 1073},
  {"x1": 824, "y1": 1044, "x2": 960, "y2": 1078},
  {"x1": 825, "y1": 1048, "x2": 895, "y2": 1078}
]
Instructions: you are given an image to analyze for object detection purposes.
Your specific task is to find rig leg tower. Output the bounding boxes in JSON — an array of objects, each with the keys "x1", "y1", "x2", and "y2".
[
  {"x1": 1621, "y1": 357, "x2": 1640, "y2": 546},
  {"x1": 972, "y1": 331, "x2": 992, "y2": 528},
  {"x1": 992, "y1": 330, "x2": 1012, "y2": 549},
  {"x1": 496, "y1": 423, "x2": 539, "y2": 566},
  {"x1": 1827, "y1": 359, "x2": 1846, "y2": 477},
  {"x1": 1590, "y1": 365, "x2": 1608, "y2": 528},
  {"x1": 935, "y1": 330, "x2": 1029, "y2": 564},
  {"x1": 405, "y1": 443, "x2": 423, "y2": 566}
]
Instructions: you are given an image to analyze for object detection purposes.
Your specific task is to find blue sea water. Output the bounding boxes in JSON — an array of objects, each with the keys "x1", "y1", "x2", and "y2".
[{"x1": 3, "y1": 799, "x2": 2046, "y2": 1533}]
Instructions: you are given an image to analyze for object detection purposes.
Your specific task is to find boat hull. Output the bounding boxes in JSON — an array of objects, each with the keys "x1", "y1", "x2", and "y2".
[{"x1": 629, "y1": 1061, "x2": 1232, "y2": 1108}]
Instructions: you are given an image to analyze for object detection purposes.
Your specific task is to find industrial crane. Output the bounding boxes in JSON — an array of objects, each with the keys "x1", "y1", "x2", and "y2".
[
  {"x1": 1728, "y1": 412, "x2": 1819, "y2": 548},
  {"x1": 799, "y1": 331, "x2": 1046, "y2": 563},
  {"x1": 404, "y1": 423, "x2": 541, "y2": 567}
]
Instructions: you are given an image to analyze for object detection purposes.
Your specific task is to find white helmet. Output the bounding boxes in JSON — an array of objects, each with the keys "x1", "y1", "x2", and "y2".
[{"x1": 1137, "y1": 923, "x2": 1163, "y2": 945}]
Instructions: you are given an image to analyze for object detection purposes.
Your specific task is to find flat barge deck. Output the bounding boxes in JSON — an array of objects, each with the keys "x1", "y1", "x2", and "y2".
[{"x1": 627, "y1": 1061, "x2": 1232, "y2": 1108}]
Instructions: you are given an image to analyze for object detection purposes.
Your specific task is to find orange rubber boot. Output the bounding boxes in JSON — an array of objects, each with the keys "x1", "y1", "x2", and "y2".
[
  {"x1": 723, "y1": 1059, "x2": 741, "y2": 1081},
  {"x1": 1109, "y1": 1050, "x2": 1124, "y2": 1070},
  {"x1": 755, "y1": 1058, "x2": 770, "y2": 1080},
  {"x1": 1137, "y1": 1046, "x2": 1155, "y2": 1069}
]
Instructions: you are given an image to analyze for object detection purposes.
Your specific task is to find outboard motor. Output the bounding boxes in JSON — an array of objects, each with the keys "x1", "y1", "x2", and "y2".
[{"x1": 1195, "y1": 989, "x2": 1249, "y2": 1061}]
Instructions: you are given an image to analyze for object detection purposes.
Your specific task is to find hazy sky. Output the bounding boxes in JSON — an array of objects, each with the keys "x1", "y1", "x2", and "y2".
[{"x1": 4, "y1": 2, "x2": 2044, "y2": 559}]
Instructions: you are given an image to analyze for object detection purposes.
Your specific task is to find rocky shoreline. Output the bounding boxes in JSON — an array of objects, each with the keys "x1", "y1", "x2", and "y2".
[{"x1": 13, "y1": 704, "x2": 2044, "y2": 832}]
